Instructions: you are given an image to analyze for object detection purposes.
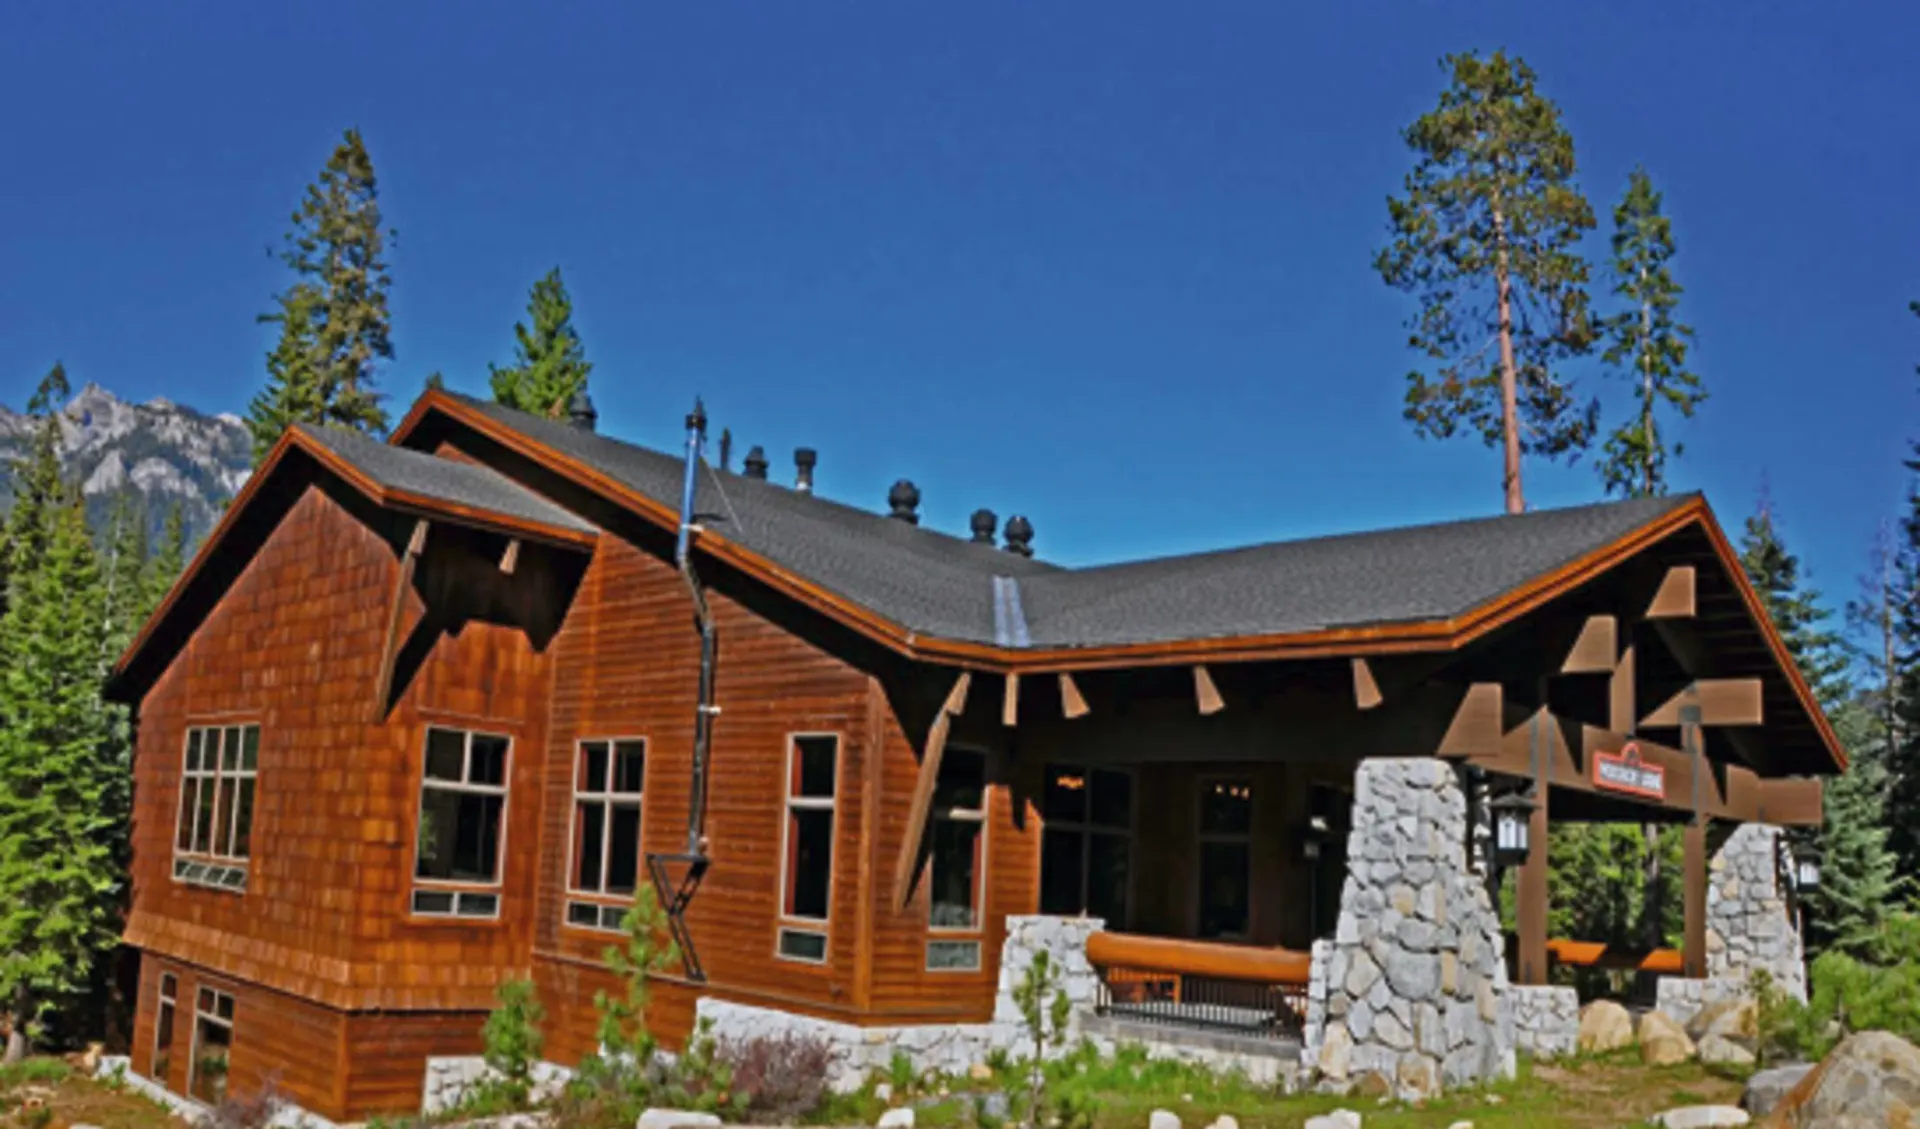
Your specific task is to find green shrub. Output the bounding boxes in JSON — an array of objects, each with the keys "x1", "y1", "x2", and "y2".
[
  {"x1": 1010, "y1": 950, "x2": 1072, "y2": 1128},
  {"x1": 1752, "y1": 910, "x2": 1920, "y2": 1065},
  {"x1": 474, "y1": 977, "x2": 546, "y2": 1111}
]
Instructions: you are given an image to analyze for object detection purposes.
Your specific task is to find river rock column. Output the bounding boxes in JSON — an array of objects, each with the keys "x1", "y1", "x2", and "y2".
[
  {"x1": 1707, "y1": 824, "x2": 1807, "y2": 1002},
  {"x1": 1313, "y1": 758, "x2": 1515, "y2": 1101}
]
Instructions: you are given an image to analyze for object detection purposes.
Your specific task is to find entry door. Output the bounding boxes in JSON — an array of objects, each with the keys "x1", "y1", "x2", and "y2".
[{"x1": 1195, "y1": 776, "x2": 1253, "y2": 940}]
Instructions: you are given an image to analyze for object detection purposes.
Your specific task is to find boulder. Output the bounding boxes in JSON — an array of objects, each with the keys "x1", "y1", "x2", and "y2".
[
  {"x1": 1699, "y1": 1034, "x2": 1758, "y2": 1070},
  {"x1": 1740, "y1": 1064, "x2": 1814, "y2": 1118},
  {"x1": 877, "y1": 1109, "x2": 915, "y2": 1129},
  {"x1": 1577, "y1": 1000, "x2": 1635, "y2": 1054},
  {"x1": 1641, "y1": 1009, "x2": 1699, "y2": 1067},
  {"x1": 1304, "y1": 1112, "x2": 1363, "y2": 1129},
  {"x1": 1687, "y1": 999, "x2": 1758, "y2": 1044},
  {"x1": 1757, "y1": 1030, "x2": 1920, "y2": 1128},
  {"x1": 1148, "y1": 1110, "x2": 1182, "y2": 1129},
  {"x1": 637, "y1": 1113, "x2": 723, "y2": 1129},
  {"x1": 1649, "y1": 1107, "x2": 1750, "y2": 1128},
  {"x1": 1204, "y1": 1117, "x2": 1239, "y2": 1129}
]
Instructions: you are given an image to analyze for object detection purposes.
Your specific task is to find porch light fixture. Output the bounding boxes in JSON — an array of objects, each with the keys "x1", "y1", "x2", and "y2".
[
  {"x1": 1488, "y1": 789, "x2": 1535, "y2": 869},
  {"x1": 1301, "y1": 814, "x2": 1331, "y2": 862},
  {"x1": 1796, "y1": 854, "x2": 1821, "y2": 892}
]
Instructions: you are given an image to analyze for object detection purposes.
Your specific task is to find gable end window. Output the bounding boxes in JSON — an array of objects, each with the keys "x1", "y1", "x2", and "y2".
[
  {"x1": 565, "y1": 738, "x2": 646, "y2": 933},
  {"x1": 777, "y1": 733, "x2": 839, "y2": 963},
  {"x1": 173, "y1": 725, "x2": 259, "y2": 892},
  {"x1": 412, "y1": 726, "x2": 511, "y2": 919}
]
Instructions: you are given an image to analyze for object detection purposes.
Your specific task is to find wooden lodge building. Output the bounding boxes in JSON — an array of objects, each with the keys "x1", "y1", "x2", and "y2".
[{"x1": 105, "y1": 388, "x2": 1845, "y2": 1119}]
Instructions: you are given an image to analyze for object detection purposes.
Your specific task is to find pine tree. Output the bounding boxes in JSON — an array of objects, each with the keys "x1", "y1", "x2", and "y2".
[
  {"x1": 1884, "y1": 476, "x2": 1920, "y2": 872},
  {"x1": 144, "y1": 502, "x2": 188, "y2": 617},
  {"x1": 0, "y1": 494, "x2": 117, "y2": 1061},
  {"x1": 1376, "y1": 50, "x2": 1599, "y2": 515},
  {"x1": 1848, "y1": 519, "x2": 1907, "y2": 756},
  {"x1": 1597, "y1": 168, "x2": 1706, "y2": 499},
  {"x1": 4, "y1": 364, "x2": 73, "y2": 585},
  {"x1": 247, "y1": 129, "x2": 394, "y2": 460},
  {"x1": 1808, "y1": 696, "x2": 1902, "y2": 956},
  {"x1": 1740, "y1": 491, "x2": 1852, "y2": 711},
  {"x1": 489, "y1": 268, "x2": 592, "y2": 417}
]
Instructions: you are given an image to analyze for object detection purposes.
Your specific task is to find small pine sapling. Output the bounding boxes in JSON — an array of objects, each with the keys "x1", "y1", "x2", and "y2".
[
  {"x1": 575, "y1": 882, "x2": 680, "y2": 1103},
  {"x1": 477, "y1": 977, "x2": 546, "y2": 1110},
  {"x1": 1010, "y1": 949, "x2": 1072, "y2": 1128}
]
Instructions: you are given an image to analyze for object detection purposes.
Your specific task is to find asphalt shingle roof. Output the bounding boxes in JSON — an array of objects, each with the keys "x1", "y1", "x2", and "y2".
[
  {"x1": 435, "y1": 394, "x2": 1693, "y2": 650},
  {"x1": 295, "y1": 421, "x2": 597, "y2": 537}
]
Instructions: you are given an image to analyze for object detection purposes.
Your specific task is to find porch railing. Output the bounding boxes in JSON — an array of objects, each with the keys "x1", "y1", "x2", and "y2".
[{"x1": 1086, "y1": 931, "x2": 1311, "y2": 1042}]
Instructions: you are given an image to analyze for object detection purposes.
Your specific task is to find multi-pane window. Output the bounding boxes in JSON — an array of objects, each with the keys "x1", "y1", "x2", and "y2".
[
  {"x1": 1197, "y1": 777, "x2": 1254, "y2": 940},
  {"x1": 189, "y1": 987, "x2": 234, "y2": 1105},
  {"x1": 927, "y1": 747, "x2": 987, "y2": 971},
  {"x1": 1039, "y1": 765, "x2": 1133, "y2": 927},
  {"x1": 149, "y1": 973, "x2": 177, "y2": 1083},
  {"x1": 412, "y1": 727, "x2": 511, "y2": 919},
  {"x1": 565, "y1": 739, "x2": 646, "y2": 933},
  {"x1": 173, "y1": 725, "x2": 259, "y2": 891},
  {"x1": 777, "y1": 734, "x2": 839, "y2": 963}
]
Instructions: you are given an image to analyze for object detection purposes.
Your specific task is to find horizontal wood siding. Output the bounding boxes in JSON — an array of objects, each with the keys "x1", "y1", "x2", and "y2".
[
  {"x1": 341, "y1": 1010, "x2": 488, "y2": 1120},
  {"x1": 126, "y1": 483, "x2": 559, "y2": 1012}
]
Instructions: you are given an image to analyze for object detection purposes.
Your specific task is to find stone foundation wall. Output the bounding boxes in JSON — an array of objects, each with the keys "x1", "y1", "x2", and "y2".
[
  {"x1": 1509, "y1": 985, "x2": 1579, "y2": 1061},
  {"x1": 1307, "y1": 758, "x2": 1514, "y2": 1101}
]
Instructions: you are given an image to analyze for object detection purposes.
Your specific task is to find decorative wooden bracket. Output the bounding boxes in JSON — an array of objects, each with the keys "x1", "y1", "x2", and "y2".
[
  {"x1": 1609, "y1": 643, "x2": 1636, "y2": 734},
  {"x1": 1641, "y1": 679, "x2": 1763, "y2": 728},
  {"x1": 1438, "y1": 683, "x2": 1504, "y2": 758},
  {"x1": 1562, "y1": 615, "x2": 1617, "y2": 674},
  {"x1": 372, "y1": 519, "x2": 429, "y2": 717},
  {"x1": 1648, "y1": 566, "x2": 1697, "y2": 619},
  {"x1": 1002, "y1": 673, "x2": 1020, "y2": 727},
  {"x1": 499, "y1": 538, "x2": 521, "y2": 575},
  {"x1": 1193, "y1": 665, "x2": 1225, "y2": 715},
  {"x1": 1352, "y1": 658, "x2": 1382, "y2": 710},
  {"x1": 1058, "y1": 673, "x2": 1090, "y2": 719},
  {"x1": 891, "y1": 672, "x2": 971, "y2": 912}
]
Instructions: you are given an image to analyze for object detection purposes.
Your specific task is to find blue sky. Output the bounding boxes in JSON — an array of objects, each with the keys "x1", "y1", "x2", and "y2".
[{"x1": 2, "y1": 1, "x2": 1914, "y2": 634}]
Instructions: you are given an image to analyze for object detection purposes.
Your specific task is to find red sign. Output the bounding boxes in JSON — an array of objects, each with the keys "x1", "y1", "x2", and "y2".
[{"x1": 1593, "y1": 742, "x2": 1666, "y2": 801}]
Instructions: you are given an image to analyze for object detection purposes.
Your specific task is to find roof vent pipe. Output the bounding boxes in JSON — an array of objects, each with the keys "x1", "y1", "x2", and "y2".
[
  {"x1": 567, "y1": 387, "x2": 598, "y2": 431},
  {"x1": 1003, "y1": 515, "x2": 1034, "y2": 558},
  {"x1": 970, "y1": 509, "x2": 998, "y2": 544},
  {"x1": 718, "y1": 429, "x2": 733, "y2": 473},
  {"x1": 743, "y1": 446, "x2": 769, "y2": 480},
  {"x1": 888, "y1": 480, "x2": 921, "y2": 524},
  {"x1": 794, "y1": 448, "x2": 817, "y2": 493}
]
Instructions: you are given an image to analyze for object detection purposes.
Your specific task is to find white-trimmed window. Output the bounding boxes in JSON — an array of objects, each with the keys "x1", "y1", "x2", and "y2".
[
  {"x1": 412, "y1": 727, "x2": 511, "y2": 919},
  {"x1": 1196, "y1": 776, "x2": 1254, "y2": 940},
  {"x1": 1039, "y1": 764, "x2": 1134, "y2": 927},
  {"x1": 777, "y1": 733, "x2": 839, "y2": 963},
  {"x1": 173, "y1": 724, "x2": 259, "y2": 891},
  {"x1": 188, "y1": 986, "x2": 234, "y2": 1104},
  {"x1": 565, "y1": 738, "x2": 646, "y2": 933},
  {"x1": 927, "y1": 747, "x2": 988, "y2": 971},
  {"x1": 149, "y1": 972, "x2": 178, "y2": 1082}
]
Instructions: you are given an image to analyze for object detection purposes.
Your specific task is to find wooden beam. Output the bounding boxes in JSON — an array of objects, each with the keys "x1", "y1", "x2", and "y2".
[
  {"x1": 1193, "y1": 665, "x2": 1225, "y2": 715},
  {"x1": 1438, "y1": 683, "x2": 1504, "y2": 758},
  {"x1": 1002, "y1": 673, "x2": 1020, "y2": 727},
  {"x1": 1648, "y1": 565, "x2": 1697, "y2": 619},
  {"x1": 1352, "y1": 657, "x2": 1382, "y2": 710},
  {"x1": 1609, "y1": 643, "x2": 1636, "y2": 734},
  {"x1": 372, "y1": 520, "x2": 429, "y2": 717},
  {"x1": 499, "y1": 538, "x2": 521, "y2": 575},
  {"x1": 1058, "y1": 673, "x2": 1090, "y2": 719},
  {"x1": 1641, "y1": 679, "x2": 1764, "y2": 728},
  {"x1": 1562, "y1": 614, "x2": 1618, "y2": 674},
  {"x1": 891, "y1": 671, "x2": 971, "y2": 912},
  {"x1": 1683, "y1": 820, "x2": 1708, "y2": 976},
  {"x1": 1517, "y1": 709, "x2": 1551, "y2": 985}
]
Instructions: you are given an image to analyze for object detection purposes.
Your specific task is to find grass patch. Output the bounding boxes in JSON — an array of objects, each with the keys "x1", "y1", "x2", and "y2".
[{"x1": 0, "y1": 1058, "x2": 183, "y2": 1129}]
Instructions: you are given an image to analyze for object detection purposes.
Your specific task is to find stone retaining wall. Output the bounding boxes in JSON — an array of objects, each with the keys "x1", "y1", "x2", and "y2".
[
  {"x1": 1508, "y1": 985, "x2": 1579, "y2": 1060},
  {"x1": 1304, "y1": 758, "x2": 1514, "y2": 1101}
]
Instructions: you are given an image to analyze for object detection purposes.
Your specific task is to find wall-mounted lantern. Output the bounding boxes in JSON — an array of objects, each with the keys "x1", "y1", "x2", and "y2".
[
  {"x1": 1488, "y1": 789, "x2": 1536, "y2": 868},
  {"x1": 1795, "y1": 854, "x2": 1821, "y2": 893},
  {"x1": 1301, "y1": 814, "x2": 1331, "y2": 862}
]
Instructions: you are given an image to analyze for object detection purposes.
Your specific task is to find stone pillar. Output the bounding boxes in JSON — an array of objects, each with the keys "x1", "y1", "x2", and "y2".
[
  {"x1": 992, "y1": 915, "x2": 1106, "y2": 1035},
  {"x1": 1313, "y1": 758, "x2": 1515, "y2": 1102},
  {"x1": 1706, "y1": 824, "x2": 1807, "y2": 1001}
]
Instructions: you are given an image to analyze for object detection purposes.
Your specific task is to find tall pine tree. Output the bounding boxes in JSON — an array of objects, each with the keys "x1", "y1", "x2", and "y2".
[
  {"x1": 490, "y1": 268, "x2": 593, "y2": 417},
  {"x1": 4, "y1": 364, "x2": 73, "y2": 588},
  {"x1": 1376, "y1": 50, "x2": 1599, "y2": 515},
  {"x1": 1597, "y1": 168, "x2": 1706, "y2": 499},
  {"x1": 0, "y1": 490, "x2": 116, "y2": 1061},
  {"x1": 247, "y1": 129, "x2": 394, "y2": 461}
]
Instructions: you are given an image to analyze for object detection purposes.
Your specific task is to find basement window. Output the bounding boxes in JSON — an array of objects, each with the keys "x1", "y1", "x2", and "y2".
[
  {"x1": 565, "y1": 738, "x2": 646, "y2": 933},
  {"x1": 149, "y1": 973, "x2": 177, "y2": 1083},
  {"x1": 173, "y1": 725, "x2": 259, "y2": 893},
  {"x1": 189, "y1": 987, "x2": 234, "y2": 1105},
  {"x1": 927, "y1": 747, "x2": 987, "y2": 972},
  {"x1": 412, "y1": 727, "x2": 511, "y2": 919},
  {"x1": 778, "y1": 733, "x2": 839, "y2": 963}
]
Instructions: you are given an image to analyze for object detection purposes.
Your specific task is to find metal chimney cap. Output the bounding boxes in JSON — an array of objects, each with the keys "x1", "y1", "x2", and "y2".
[
  {"x1": 887, "y1": 479, "x2": 921, "y2": 523},
  {"x1": 1003, "y1": 515, "x2": 1034, "y2": 557},
  {"x1": 743, "y1": 446, "x2": 769, "y2": 479},
  {"x1": 567, "y1": 387, "x2": 598, "y2": 430},
  {"x1": 794, "y1": 447, "x2": 817, "y2": 493},
  {"x1": 969, "y1": 509, "x2": 998, "y2": 544},
  {"x1": 685, "y1": 397, "x2": 707, "y2": 434}
]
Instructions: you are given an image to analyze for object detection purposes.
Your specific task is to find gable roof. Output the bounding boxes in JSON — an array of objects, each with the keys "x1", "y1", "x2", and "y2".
[{"x1": 107, "y1": 422, "x2": 598, "y2": 701}]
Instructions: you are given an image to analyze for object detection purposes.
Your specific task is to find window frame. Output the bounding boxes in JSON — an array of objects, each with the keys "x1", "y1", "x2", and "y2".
[
  {"x1": 775, "y1": 731, "x2": 842, "y2": 965},
  {"x1": 563, "y1": 736, "x2": 649, "y2": 933},
  {"x1": 149, "y1": 971, "x2": 178, "y2": 1084},
  {"x1": 171, "y1": 722, "x2": 261, "y2": 893},
  {"x1": 187, "y1": 985, "x2": 235, "y2": 1105},
  {"x1": 408, "y1": 725, "x2": 514, "y2": 921},
  {"x1": 925, "y1": 744, "x2": 990, "y2": 973},
  {"x1": 1038, "y1": 762, "x2": 1136, "y2": 928},
  {"x1": 1194, "y1": 773, "x2": 1256, "y2": 941}
]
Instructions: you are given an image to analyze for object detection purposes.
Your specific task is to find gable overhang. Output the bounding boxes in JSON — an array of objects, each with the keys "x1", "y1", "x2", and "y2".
[
  {"x1": 391, "y1": 391, "x2": 1846, "y2": 776},
  {"x1": 106, "y1": 425, "x2": 598, "y2": 704}
]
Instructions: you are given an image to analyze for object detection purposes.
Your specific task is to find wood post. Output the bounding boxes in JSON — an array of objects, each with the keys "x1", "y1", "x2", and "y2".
[
  {"x1": 1002, "y1": 673, "x2": 1020, "y2": 727},
  {"x1": 1684, "y1": 819, "x2": 1708, "y2": 978},
  {"x1": 1516, "y1": 701, "x2": 1551, "y2": 986}
]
